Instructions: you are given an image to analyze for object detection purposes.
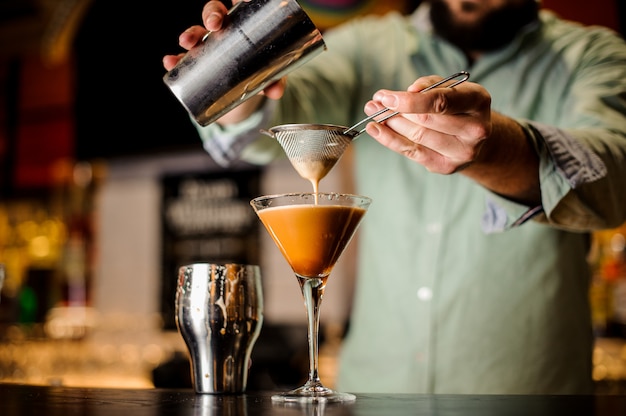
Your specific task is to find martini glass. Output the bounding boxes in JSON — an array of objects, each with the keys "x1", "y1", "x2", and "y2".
[{"x1": 250, "y1": 192, "x2": 371, "y2": 403}]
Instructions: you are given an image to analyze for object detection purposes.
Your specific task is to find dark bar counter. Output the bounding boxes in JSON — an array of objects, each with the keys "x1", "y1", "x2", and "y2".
[{"x1": 1, "y1": 383, "x2": 626, "y2": 416}]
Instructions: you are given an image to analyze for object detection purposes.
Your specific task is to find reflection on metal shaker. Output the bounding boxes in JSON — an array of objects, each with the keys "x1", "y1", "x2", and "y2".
[
  {"x1": 176, "y1": 263, "x2": 263, "y2": 394},
  {"x1": 163, "y1": 0, "x2": 326, "y2": 126}
]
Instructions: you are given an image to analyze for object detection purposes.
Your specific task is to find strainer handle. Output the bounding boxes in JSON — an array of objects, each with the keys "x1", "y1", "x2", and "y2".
[
  {"x1": 343, "y1": 71, "x2": 470, "y2": 136},
  {"x1": 260, "y1": 129, "x2": 275, "y2": 138}
]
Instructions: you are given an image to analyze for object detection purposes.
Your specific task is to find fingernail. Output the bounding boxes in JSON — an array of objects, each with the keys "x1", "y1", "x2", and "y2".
[
  {"x1": 366, "y1": 122, "x2": 381, "y2": 137},
  {"x1": 381, "y1": 94, "x2": 398, "y2": 108},
  {"x1": 364, "y1": 101, "x2": 378, "y2": 113},
  {"x1": 206, "y1": 13, "x2": 220, "y2": 27}
]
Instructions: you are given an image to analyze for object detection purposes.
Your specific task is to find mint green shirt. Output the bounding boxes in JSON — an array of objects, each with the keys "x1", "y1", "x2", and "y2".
[{"x1": 196, "y1": 5, "x2": 626, "y2": 394}]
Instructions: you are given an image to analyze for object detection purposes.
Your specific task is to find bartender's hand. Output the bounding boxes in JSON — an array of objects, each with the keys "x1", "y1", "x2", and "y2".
[
  {"x1": 162, "y1": 0, "x2": 286, "y2": 124},
  {"x1": 364, "y1": 75, "x2": 541, "y2": 206},
  {"x1": 162, "y1": 1, "x2": 232, "y2": 72}
]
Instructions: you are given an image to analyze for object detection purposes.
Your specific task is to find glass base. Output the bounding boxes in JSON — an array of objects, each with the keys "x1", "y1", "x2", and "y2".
[{"x1": 271, "y1": 383, "x2": 356, "y2": 404}]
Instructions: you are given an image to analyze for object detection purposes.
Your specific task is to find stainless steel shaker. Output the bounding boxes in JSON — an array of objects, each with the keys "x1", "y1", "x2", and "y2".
[
  {"x1": 175, "y1": 263, "x2": 263, "y2": 394},
  {"x1": 163, "y1": 0, "x2": 326, "y2": 126}
]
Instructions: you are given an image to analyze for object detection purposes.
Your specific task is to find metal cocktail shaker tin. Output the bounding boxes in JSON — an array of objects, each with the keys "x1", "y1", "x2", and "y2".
[
  {"x1": 163, "y1": 0, "x2": 326, "y2": 126},
  {"x1": 175, "y1": 263, "x2": 263, "y2": 394}
]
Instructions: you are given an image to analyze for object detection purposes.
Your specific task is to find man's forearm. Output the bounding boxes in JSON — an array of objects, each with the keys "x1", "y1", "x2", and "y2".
[{"x1": 462, "y1": 112, "x2": 541, "y2": 207}]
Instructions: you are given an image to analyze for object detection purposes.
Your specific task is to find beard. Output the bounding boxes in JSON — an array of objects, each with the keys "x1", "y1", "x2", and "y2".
[{"x1": 429, "y1": 0, "x2": 540, "y2": 53}]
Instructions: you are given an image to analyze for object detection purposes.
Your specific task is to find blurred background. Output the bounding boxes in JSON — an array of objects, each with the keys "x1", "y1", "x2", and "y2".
[{"x1": 0, "y1": 0, "x2": 624, "y2": 392}]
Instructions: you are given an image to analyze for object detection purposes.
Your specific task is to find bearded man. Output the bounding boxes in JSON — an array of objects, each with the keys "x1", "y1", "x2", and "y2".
[{"x1": 164, "y1": 0, "x2": 626, "y2": 393}]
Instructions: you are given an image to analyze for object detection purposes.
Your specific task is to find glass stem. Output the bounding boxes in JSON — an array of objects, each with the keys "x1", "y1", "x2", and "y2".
[{"x1": 298, "y1": 276, "x2": 326, "y2": 387}]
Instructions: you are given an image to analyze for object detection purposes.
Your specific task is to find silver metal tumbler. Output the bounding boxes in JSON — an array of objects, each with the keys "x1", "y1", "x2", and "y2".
[
  {"x1": 163, "y1": 0, "x2": 326, "y2": 126},
  {"x1": 176, "y1": 263, "x2": 263, "y2": 394}
]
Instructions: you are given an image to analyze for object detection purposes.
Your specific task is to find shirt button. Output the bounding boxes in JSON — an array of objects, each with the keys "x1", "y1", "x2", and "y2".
[
  {"x1": 417, "y1": 287, "x2": 432, "y2": 301},
  {"x1": 426, "y1": 223, "x2": 442, "y2": 234}
]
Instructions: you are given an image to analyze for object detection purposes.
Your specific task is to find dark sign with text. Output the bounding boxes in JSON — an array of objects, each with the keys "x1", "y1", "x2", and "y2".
[{"x1": 160, "y1": 169, "x2": 261, "y2": 329}]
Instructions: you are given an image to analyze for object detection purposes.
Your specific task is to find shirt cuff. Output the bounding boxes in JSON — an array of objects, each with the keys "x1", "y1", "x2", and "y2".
[
  {"x1": 480, "y1": 120, "x2": 547, "y2": 233},
  {"x1": 481, "y1": 195, "x2": 544, "y2": 233},
  {"x1": 525, "y1": 120, "x2": 607, "y2": 219},
  {"x1": 195, "y1": 99, "x2": 277, "y2": 167}
]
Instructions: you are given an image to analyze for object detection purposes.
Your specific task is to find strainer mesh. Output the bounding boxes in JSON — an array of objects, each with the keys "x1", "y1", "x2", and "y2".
[{"x1": 273, "y1": 127, "x2": 353, "y2": 164}]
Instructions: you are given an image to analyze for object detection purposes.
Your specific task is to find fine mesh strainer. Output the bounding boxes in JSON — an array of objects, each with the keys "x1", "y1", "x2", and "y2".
[
  {"x1": 262, "y1": 123, "x2": 356, "y2": 188},
  {"x1": 262, "y1": 71, "x2": 470, "y2": 185}
]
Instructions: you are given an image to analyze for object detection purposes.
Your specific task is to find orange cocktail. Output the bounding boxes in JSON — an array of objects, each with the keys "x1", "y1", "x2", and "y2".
[
  {"x1": 250, "y1": 192, "x2": 370, "y2": 403},
  {"x1": 257, "y1": 204, "x2": 366, "y2": 278}
]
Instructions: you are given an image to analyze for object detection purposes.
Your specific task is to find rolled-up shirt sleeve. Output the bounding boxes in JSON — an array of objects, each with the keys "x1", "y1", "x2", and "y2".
[
  {"x1": 195, "y1": 99, "x2": 281, "y2": 167},
  {"x1": 481, "y1": 119, "x2": 614, "y2": 233}
]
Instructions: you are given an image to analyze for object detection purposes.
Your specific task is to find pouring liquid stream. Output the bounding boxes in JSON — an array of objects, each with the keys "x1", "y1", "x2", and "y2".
[{"x1": 293, "y1": 159, "x2": 336, "y2": 204}]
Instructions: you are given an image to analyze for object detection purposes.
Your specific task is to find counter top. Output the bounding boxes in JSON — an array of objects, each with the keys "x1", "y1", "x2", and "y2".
[{"x1": 1, "y1": 383, "x2": 626, "y2": 416}]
